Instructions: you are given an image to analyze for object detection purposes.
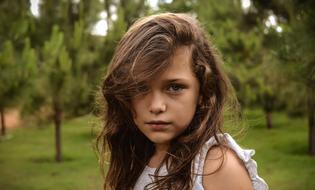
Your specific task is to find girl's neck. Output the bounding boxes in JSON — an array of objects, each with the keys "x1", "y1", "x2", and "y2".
[{"x1": 147, "y1": 143, "x2": 169, "y2": 168}]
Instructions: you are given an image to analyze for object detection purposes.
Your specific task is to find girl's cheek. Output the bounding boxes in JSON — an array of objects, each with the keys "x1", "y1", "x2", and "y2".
[{"x1": 129, "y1": 102, "x2": 138, "y2": 119}]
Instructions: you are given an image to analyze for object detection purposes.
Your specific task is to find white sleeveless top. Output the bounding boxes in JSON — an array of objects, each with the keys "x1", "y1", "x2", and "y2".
[{"x1": 134, "y1": 133, "x2": 268, "y2": 190}]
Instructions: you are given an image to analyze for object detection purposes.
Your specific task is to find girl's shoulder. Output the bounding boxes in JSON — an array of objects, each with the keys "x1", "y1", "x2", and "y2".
[
  {"x1": 202, "y1": 145, "x2": 253, "y2": 189},
  {"x1": 192, "y1": 133, "x2": 269, "y2": 190}
]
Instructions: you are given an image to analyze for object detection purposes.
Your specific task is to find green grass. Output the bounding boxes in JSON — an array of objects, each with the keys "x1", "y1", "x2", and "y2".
[
  {"x1": 0, "y1": 115, "x2": 103, "y2": 190},
  {"x1": 0, "y1": 110, "x2": 315, "y2": 190},
  {"x1": 239, "y1": 109, "x2": 315, "y2": 190}
]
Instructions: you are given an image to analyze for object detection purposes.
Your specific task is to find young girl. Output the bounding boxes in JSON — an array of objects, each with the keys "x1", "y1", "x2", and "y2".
[{"x1": 97, "y1": 13, "x2": 268, "y2": 190}]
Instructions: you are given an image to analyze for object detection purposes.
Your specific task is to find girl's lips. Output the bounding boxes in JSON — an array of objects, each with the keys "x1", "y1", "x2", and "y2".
[
  {"x1": 147, "y1": 123, "x2": 170, "y2": 130},
  {"x1": 146, "y1": 121, "x2": 171, "y2": 131}
]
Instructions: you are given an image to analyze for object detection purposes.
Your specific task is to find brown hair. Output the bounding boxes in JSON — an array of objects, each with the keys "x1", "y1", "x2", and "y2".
[{"x1": 96, "y1": 13, "x2": 238, "y2": 189}]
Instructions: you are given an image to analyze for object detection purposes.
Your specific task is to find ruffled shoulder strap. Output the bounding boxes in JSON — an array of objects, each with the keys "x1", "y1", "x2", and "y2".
[{"x1": 192, "y1": 133, "x2": 269, "y2": 190}]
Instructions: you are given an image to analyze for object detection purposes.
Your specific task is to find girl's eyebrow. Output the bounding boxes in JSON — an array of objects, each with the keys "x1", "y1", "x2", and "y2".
[{"x1": 162, "y1": 78, "x2": 188, "y2": 83}]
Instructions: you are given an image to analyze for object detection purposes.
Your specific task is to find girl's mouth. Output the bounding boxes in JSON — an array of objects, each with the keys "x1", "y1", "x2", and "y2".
[{"x1": 146, "y1": 121, "x2": 171, "y2": 130}]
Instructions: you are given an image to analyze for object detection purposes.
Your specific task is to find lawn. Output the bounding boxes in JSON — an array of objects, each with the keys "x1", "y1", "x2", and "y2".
[
  {"x1": 0, "y1": 115, "x2": 103, "y2": 190},
  {"x1": 240, "y1": 109, "x2": 315, "y2": 190},
  {"x1": 0, "y1": 110, "x2": 314, "y2": 190}
]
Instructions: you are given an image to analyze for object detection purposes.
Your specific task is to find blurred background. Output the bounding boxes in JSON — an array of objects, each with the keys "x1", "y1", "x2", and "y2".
[{"x1": 0, "y1": 0, "x2": 314, "y2": 189}]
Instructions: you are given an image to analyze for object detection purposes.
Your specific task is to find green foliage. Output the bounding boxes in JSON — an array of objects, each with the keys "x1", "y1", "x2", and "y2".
[
  {"x1": 267, "y1": 0, "x2": 315, "y2": 117},
  {"x1": 0, "y1": 1, "x2": 31, "y2": 45},
  {"x1": 0, "y1": 39, "x2": 37, "y2": 109},
  {"x1": 33, "y1": 0, "x2": 103, "y2": 116},
  {"x1": 158, "y1": 0, "x2": 194, "y2": 13},
  {"x1": 41, "y1": 25, "x2": 72, "y2": 103},
  {"x1": 71, "y1": 20, "x2": 84, "y2": 50},
  {"x1": 0, "y1": 41, "x2": 17, "y2": 108},
  {"x1": 22, "y1": 38, "x2": 37, "y2": 74},
  {"x1": 281, "y1": 0, "x2": 315, "y2": 90},
  {"x1": 99, "y1": 7, "x2": 128, "y2": 67},
  {"x1": 119, "y1": 0, "x2": 148, "y2": 27}
]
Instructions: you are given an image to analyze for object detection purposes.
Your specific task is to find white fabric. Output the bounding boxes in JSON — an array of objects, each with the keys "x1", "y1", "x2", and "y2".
[
  {"x1": 134, "y1": 133, "x2": 268, "y2": 190},
  {"x1": 133, "y1": 165, "x2": 168, "y2": 190}
]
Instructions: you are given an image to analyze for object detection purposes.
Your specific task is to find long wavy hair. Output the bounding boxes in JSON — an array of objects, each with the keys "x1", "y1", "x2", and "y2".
[{"x1": 96, "y1": 13, "x2": 239, "y2": 190}]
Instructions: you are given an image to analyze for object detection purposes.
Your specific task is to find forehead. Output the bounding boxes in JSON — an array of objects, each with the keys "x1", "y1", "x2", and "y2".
[{"x1": 151, "y1": 46, "x2": 196, "y2": 83}]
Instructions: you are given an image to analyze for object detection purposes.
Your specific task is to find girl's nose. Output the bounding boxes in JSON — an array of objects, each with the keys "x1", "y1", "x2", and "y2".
[{"x1": 148, "y1": 92, "x2": 167, "y2": 114}]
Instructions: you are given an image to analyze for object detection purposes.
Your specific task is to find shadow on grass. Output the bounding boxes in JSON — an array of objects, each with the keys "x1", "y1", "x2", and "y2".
[
  {"x1": 78, "y1": 131, "x2": 96, "y2": 141},
  {"x1": 0, "y1": 134, "x2": 14, "y2": 142},
  {"x1": 30, "y1": 155, "x2": 75, "y2": 163},
  {"x1": 276, "y1": 140, "x2": 309, "y2": 156},
  {"x1": 286, "y1": 143, "x2": 309, "y2": 156}
]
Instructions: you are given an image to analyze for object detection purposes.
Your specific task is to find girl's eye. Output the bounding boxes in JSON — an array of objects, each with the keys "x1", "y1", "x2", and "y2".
[
  {"x1": 167, "y1": 83, "x2": 185, "y2": 93},
  {"x1": 137, "y1": 85, "x2": 149, "y2": 93}
]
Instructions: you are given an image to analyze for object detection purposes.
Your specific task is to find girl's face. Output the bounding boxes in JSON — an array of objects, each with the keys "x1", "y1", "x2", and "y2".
[{"x1": 131, "y1": 46, "x2": 200, "y2": 149}]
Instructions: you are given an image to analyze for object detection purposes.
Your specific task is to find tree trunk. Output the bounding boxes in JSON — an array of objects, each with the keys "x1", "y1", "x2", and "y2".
[
  {"x1": 309, "y1": 109, "x2": 315, "y2": 156},
  {"x1": 308, "y1": 91, "x2": 315, "y2": 156},
  {"x1": 104, "y1": 0, "x2": 111, "y2": 28},
  {"x1": 53, "y1": 101, "x2": 62, "y2": 162},
  {"x1": 0, "y1": 107, "x2": 6, "y2": 136},
  {"x1": 265, "y1": 110, "x2": 273, "y2": 129},
  {"x1": 263, "y1": 93, "x2": 274, "y2": 129}
]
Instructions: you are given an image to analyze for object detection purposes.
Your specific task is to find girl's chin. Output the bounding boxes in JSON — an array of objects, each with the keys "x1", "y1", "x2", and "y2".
[
  {"x1": 148, "y1": 136, "x2": 172, "y2": 146},
  {"x1": 151, "y1": 139, "x2": 170, "y2": 144}
]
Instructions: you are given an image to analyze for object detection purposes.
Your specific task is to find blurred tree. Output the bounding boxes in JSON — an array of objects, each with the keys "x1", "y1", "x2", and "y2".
[
  {"x1": 0, "y1": 40, "x2": 36, "y2": 136},
  {"x1": 195, "y1": 0, "x2": 286, "y2": 128},
  {"x1": 252, "y1": 0, "x2": 315, "y2": 155},
  {"x1": 40, "y1": 25, "x2": 72, "y2": 162},
  {"x1": 34, "y1": 0, "x2": 103, "y2": 117},
  {"x1": 120, "y1": 0, "x2": 148, "y2": 27},
  {"x1": 30, "y1": 0, "x2": 103, "y2": 161},
  {"x1": 158, "y1": 0, "x2": 289, "y2": 129},
  {"x1": 279, "y1": 0, "x2": 315, "y2": 155},
  {"x1": 158, "y1": 0, "x2": 194, "y2": 13},
  {"x1": 100, "y1": 0, "x2": 150, "y2": 66},
  {"x1": 0, "y1": 1, "x2": 37, "y2": 136},
  {"x1": 254, "y1": 49, "x2": 286, "y2": 129}
]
